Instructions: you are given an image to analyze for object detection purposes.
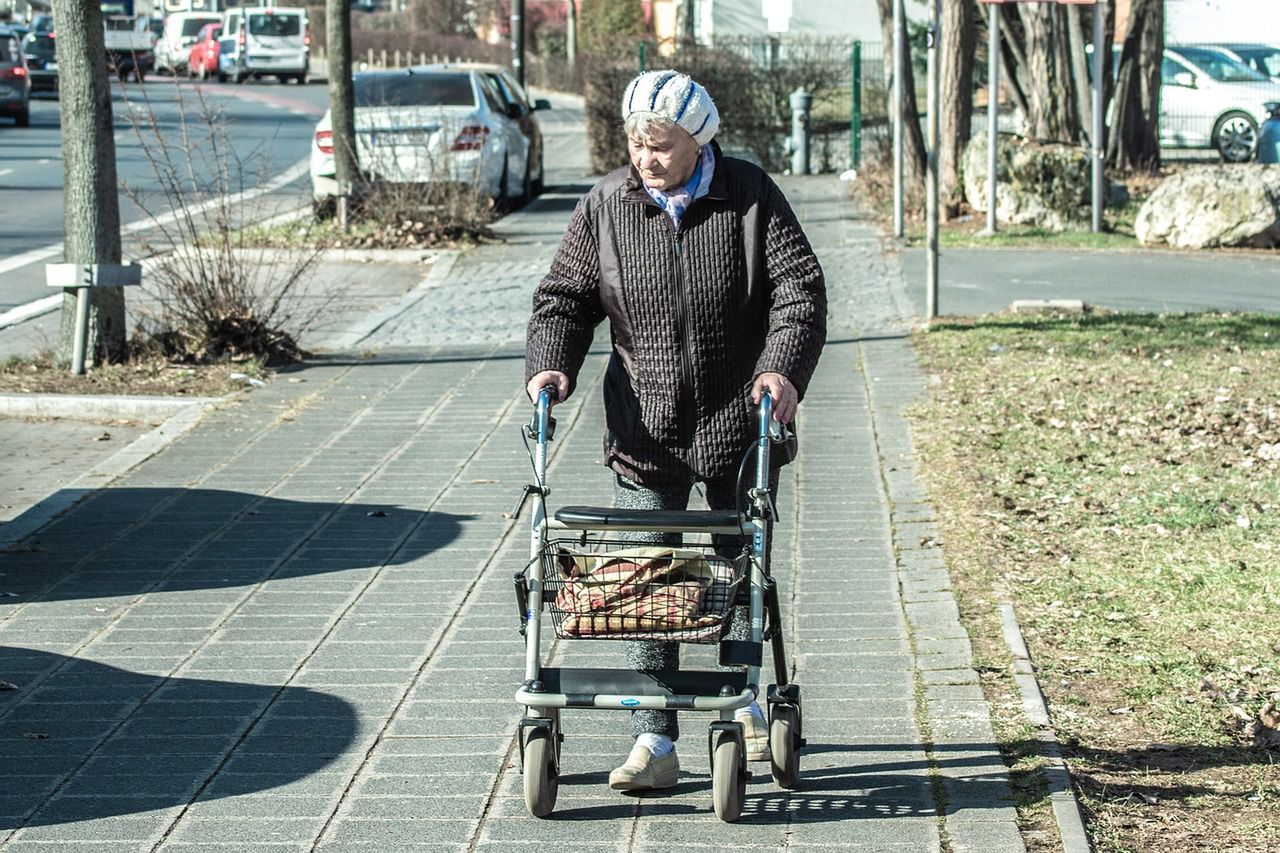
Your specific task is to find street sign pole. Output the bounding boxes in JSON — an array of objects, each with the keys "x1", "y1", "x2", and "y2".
[
  {"x1": 985, "y1": 1, "x2": 1000, "y2": 235},
  {"x1": 1091, "y1": 0, "x2": 1106, "y2": 232},
  {"x1": 892, "y1": 0, "x2": 904, "y2": 238},
  {"x1": 926, "y1": 0, "x2": 939, "y2": 319}
]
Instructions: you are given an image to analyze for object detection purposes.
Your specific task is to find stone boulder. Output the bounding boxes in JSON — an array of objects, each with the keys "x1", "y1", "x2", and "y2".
[
  {"x1": 963, "y1": 132, "x2": 1093, "y2": 231},
  {"x1": 1134, "y1": 165, "x2": 1280, "y2": 249}
]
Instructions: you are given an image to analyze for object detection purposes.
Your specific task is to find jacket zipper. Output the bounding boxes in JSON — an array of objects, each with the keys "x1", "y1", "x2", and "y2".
[{"x1": 672, "y1": 228, "x2": 700, "y2": 479}]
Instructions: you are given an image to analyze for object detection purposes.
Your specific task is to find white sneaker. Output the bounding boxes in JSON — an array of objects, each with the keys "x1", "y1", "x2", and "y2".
[
  {"x1": 608, "y1": 742, "x2": 680, "y2": 790},
  {"x1": 738, "y1": 712, "x2": 771, "y2": 762}
]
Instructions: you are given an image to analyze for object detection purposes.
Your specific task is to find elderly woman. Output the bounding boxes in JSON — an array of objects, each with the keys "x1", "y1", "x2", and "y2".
[{"x1": 525, "y1": 70, "x2": 826, "y2": 792}]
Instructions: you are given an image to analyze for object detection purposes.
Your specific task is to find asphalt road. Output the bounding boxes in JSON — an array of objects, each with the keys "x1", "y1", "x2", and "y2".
[
  {"x1": 0, "y1": 76, "x2": 331, "y2": 319},
  {"x1": 900, "y1": 246, "x2": 1279, "y2": 317}
]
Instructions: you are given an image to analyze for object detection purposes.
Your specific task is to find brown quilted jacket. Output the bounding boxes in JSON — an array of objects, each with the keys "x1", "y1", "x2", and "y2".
[{"x1": 525, "y1": 143, "x2": 827, "y2": 487}]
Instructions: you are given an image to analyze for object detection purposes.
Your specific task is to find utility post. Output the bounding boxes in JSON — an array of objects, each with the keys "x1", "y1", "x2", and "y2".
[
  {"x1": 511, "y1": 0, "x2": 526, "y2": 89},
  {"x1": 925, "y1": 0, "x2": 940, "y2": 319},
  {"x1": 566, "y1": 0, "x2": 576, "y2": 66},
  {"x1": 892, "y1": 0, "x2": 905, "y2": 238}
]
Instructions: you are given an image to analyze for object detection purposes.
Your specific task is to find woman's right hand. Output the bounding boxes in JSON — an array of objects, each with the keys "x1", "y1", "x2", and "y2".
[{"x1": 526, "y1": 370, "x2": 570, "y2": 404}]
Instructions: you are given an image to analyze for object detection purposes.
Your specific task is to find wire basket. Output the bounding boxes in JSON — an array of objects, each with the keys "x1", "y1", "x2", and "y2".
[{"x1": 540, "y1": 539, "x2": 746, "y2": 643}]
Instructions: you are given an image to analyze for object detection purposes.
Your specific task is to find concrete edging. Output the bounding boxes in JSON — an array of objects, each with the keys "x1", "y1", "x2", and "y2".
[
  {"x1": 0, "y1": 393, "x2": 222, "y2": 422},
  {"x1": 999, "y1": 602, "x2": 1094, "y2": 853}
]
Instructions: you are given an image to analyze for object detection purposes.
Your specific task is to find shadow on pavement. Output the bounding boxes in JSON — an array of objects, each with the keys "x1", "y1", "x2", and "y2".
[
  {"x1": 2, "y1": 487, "x2": 470, "y2": 604},
  {"x1": 0, "y1": 646, "x2": 357, "y2": 830}
]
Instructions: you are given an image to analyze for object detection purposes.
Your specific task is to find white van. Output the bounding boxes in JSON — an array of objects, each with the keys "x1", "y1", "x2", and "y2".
[
  {"x1": 217, "y1": 6, "x2": 309, "y2": 85},
  {"x1": 155, "y1": 11, "x2": 222, "y2": 74}
]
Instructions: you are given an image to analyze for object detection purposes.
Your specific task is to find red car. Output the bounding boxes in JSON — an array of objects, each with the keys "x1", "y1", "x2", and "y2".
[{"x1": 186, "y1": 23, "x2": 220, "y2": 80}]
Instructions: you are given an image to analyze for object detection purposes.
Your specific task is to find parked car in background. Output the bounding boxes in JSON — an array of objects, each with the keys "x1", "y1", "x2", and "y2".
[
  {"x1": 218, "y1": 5, "x2": 309, "y2": 85},
  {"x1": 1163, "y1": 45, "x2": 1280, "y2": 162},
  {"x1": 310, "y1": 64, "x2": 549, "y2": 215},
  {"x1": 186, "y1": 22, "x2": 221, "y2": 80},
  {"x1": 21, "y1": 14, "x2": 56, "y2": 95},
  {"x1": 0, "y1": 24, "x2": 31, "y2": 126},
  {"x1": 1210, "y1": 43, "x2": 1280, "y2": 82},
  {"x1": 155, "y1": 11, "x2": 220, "y2": 75}
]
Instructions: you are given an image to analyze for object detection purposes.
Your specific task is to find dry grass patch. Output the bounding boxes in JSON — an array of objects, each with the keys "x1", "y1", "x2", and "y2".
[{"x1": 909, "y1": 311, "x2": 1280, "y2": 853}]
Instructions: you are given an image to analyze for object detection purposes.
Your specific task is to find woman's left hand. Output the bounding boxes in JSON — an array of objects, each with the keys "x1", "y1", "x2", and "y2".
[{"x1": 752, "y1": 372, "x2": 798, "y2": 424}]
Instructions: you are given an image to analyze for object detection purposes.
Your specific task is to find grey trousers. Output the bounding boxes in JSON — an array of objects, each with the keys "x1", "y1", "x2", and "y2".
[{"x1": 613, "y1": 470, "x2": 779, "y2": 741}]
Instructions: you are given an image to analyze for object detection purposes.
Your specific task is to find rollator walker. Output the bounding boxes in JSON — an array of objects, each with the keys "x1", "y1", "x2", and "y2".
[{"x1": 511, "y1": 387, "x2": 805, "y2": 821}]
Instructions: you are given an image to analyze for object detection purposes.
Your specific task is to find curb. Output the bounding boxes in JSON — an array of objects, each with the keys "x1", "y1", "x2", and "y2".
[
  {"x1": 0, "y1": 393, "x2": 223, "y2": 422},
  {"x1": 999, "y1": 602, "x2": 1094, "y2": 853},
  {"x1": 0, "y1": 397, "x2": 221, "y2": 549}
]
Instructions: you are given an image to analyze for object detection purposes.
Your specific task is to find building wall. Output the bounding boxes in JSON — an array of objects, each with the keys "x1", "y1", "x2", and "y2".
[{"x1": 704, "y1": 0, "x2": 883, "y2": 42}]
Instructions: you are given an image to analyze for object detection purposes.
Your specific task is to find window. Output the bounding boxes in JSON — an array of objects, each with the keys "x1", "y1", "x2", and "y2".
[
  {"x1": 182, "y1": 18, "x2": 220, "y2": 38},
  {"x1": 1161, "y1": 58, "x2": 1189, "y2": 85},
  {"x1": 1174, "y1": 47, "x2": 1267, "y2": 83},
  {"x1": 0, "y1": 37, "x2": 15, "y2": 62},
  {"x1": 354, "y1": 72, "x2": 477, "y2": 108},
  {"x1": 479, "y1": 74, "x2": 508, "y2": 114},
  {"x1": 248, "y1": 13, "x2": 302, "y2": 38}
]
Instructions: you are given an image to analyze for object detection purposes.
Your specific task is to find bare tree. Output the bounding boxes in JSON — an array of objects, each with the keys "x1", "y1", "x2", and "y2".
[
  {"x1": 875, "y1": 0, "x2": 925, "y2": 187},
  {"x1": 1013, "y1": 2, "x2": 1083, "y2": 142},
  {"x1": 327, "y1": 0, "x2": 361, "y2": 224},
  {"x1": 51, "y1": 0, "x2": 126, "y2": 366},
  {"x1": 939, "y1": 0, "x2": 975, "y2": 217},
  {"x1": 1107, "y1": 0, "x2": 1163, "y2": 172}
]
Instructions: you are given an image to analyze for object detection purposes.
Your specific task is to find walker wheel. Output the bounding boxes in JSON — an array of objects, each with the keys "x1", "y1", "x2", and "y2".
[
  {"x1": 711, "y1": 729, "x2": 745, "y2": 822},
  {"x1": 769, "y1": 703, "x2": 801, "y2": 789},
  {"x1": 522, "y1": 726, "x2": 558, "y2": 817}
]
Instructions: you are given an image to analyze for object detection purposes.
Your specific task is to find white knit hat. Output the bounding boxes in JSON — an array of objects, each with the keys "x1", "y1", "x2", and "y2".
[{"x1": 621, "y1": 70, "x2": 720, "y2": 146}]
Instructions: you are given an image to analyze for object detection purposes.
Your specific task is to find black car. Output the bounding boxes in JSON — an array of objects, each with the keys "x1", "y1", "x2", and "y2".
[
  {"x1": 22, "y1": 15, "x2": 56, "y2": 94},
  {"x1": 0, "y1": 24, "x2": 30, "y2": 125}
]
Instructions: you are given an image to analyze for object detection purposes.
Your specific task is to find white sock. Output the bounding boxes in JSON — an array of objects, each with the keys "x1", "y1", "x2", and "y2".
[
  {"x1": 636, "y1": 732, "x2": 674, "y2": 757},
  {"x1": 736, "y1": 701, "x2": 766, "y2": 721}
]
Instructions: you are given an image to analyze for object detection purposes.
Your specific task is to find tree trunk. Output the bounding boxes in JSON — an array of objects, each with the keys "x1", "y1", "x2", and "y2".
[
  {"x1": 939, "y1": 0, "x2": 975, "y2": 217},
  {"x1": 1065, "y1": 4, "x2": 1092, "y2": 145},
  {"x1": 1107, "y1": 0, "x2": 1163, "y2": 172},
  {"x1": 327, "y1": 0, "x2": 360, "y2": 225},
  {"x1": 875, "y1": 0, "x2": 925, "y2": 188},
  {"x1": 1016, "y1": 3, "x2": 1080, "y2": 142},
  {"x1": 997, "y1": 6, "x2": 1030, "y2": 124},
  {"x1": 52, "y1": 0, "x2": 125, "y2": 367}
]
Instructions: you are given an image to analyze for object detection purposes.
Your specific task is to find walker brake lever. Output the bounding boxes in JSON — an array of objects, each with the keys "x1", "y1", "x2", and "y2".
[
  {"x1": 526, "y1": 413, "x2": 556, "y2": 442},
  {"x1": 507, "y1": 482, "x2": 549, "y2": 520}
]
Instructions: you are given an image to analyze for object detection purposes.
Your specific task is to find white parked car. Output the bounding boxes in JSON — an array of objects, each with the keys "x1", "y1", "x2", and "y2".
[
  {"x1": 1162, "y1": 45, "x2": 1280, "y2": 162},
  {"x1": 310, "y1": 64, "x2": 549, "y2": 216},
  {"x1": 154, "y1": 11, "x2": 221, "y2": 75}
]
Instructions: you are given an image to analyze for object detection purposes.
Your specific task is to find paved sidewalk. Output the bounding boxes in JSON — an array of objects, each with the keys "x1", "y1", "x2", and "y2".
[{"x1": 0, "y1": 176, "x2": 1025, "y2": 851}]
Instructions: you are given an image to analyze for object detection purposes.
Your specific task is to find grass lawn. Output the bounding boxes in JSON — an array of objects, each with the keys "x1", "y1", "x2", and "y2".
[{"x1": 909, "y1": 311, "x2": 1280, "y2": 853}]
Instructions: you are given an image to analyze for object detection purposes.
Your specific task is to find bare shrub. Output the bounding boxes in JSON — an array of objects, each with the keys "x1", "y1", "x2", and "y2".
[
  {"x1": 118, "y1": 82, "x2": 323, "y2": 366},
  {"x1": 326, "y1": 179, "x2": 498, "y2": 249}
]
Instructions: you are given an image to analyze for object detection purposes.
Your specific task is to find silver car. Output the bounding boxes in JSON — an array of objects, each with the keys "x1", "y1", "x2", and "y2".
[
  {"x1": 310, "y1": 64, "x2": 549, "y2": 214},
  {"x1": 1162, "y1": 45, "x2": 1280, "y2": 162}
]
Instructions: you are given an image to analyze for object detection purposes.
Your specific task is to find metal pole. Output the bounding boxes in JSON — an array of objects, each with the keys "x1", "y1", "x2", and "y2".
[
  {"x1": 565, "y1": 0, "x2": 576, "y2": 67},
  {"x1": 511, "y1": 0, "x2": 525, "y2": 89},
  {"x1": 852, "y1": 41, "x2": 862, "y2": 168},
  {"x1": 1091, "y1": 0, "x2": 1106, "y2": 232},
  {"x1": 892, "y1": 0, "x2": 904, "y2": 238},
  {"x1": 639, "y1": 41, "x2": 647, "y2": 72},
  {"x1": 70, "y1": 284, "x2": 91, "y2": 376},
  {"x1": 926, "y1": 0, "x2": 939, "y2": 319},
  {"x1": 985, "y1": 1, "x2": 999, "y2": 235}
]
